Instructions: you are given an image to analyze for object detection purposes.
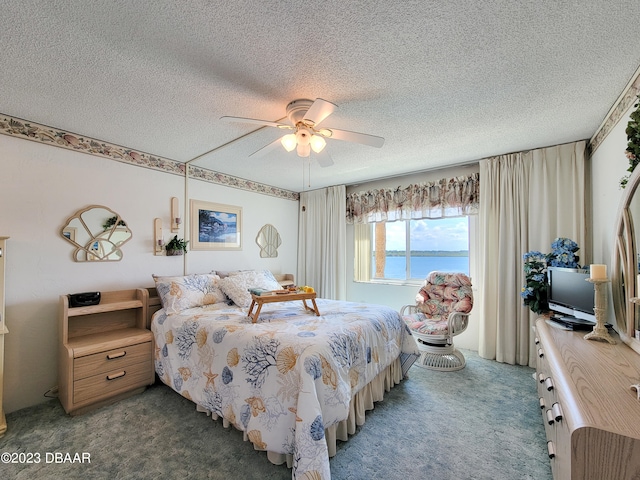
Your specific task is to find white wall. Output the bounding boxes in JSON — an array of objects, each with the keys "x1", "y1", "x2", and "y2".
[
  {"x1": 0, "y1": 134, "x2": 298, "y2": 413},
  {"x1": 184, "y1": 178, "x2": 298, "y2": 276}
]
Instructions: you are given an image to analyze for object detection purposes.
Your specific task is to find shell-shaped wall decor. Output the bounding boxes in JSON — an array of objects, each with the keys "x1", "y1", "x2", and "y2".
[
  {"x1": 61, "y1": 205, "x2": 132, "y2": 262},
  {"x1": 256, "y1": 224, "x2": 282, "y2": 258}
]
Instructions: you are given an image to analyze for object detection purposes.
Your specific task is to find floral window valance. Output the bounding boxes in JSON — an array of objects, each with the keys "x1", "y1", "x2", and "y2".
[{"x1": 346, "y1": 172, "x2": 479, "y2": 224}]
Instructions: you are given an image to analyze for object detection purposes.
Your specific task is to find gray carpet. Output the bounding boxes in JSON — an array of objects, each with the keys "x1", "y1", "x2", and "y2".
[{"x1": 0, "y1": 350, "x2": 552, "y2": 479}]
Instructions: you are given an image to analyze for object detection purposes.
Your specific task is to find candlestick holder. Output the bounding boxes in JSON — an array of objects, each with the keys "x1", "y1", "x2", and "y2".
[
  {"x1": 154, "y1": 218, "x2": 164, "y2": 256},
  {"x1": 584, "y1": 278, "x2": 616, "y2": 344},
  {"x1": 171, "y1": 197, "x2": 181, "y2": 233}
]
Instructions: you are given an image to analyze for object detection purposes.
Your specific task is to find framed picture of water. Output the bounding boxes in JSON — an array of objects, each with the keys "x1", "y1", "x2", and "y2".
[{"x1": 190, "y1": 200, "x2": 242, "y2": 250}]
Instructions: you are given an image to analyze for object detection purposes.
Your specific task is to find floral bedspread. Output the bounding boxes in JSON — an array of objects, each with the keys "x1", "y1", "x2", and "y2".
[{"x1": 151, "y1": 298, "x2": 419, "y2": 479}]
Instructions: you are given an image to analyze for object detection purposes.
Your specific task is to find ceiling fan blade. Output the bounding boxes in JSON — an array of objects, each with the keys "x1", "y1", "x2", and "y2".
[
  {"x1": 249, "y1": 137, "x2": 283, "y2": 158},
  {"x1": 303, "y1": 98, "x2": 337, "y2": 126},
  {"x1": 321, "y1": 127, "x2": 385, "y2": 148},
  {"x1": 221, "y1": 116, "x2": 292, "y2": 129},
  {"x1": 314, "y1": 149, "x2": 334, "y2": 168}
]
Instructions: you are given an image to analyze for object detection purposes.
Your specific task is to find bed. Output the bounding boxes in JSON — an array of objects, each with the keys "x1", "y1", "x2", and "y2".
[{"x1": 150, "y1": 270, "x2": 419, "y2": 479}]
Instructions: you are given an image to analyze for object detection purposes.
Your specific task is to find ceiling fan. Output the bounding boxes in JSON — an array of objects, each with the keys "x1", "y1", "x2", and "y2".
[{"x1": 221, "y1": 98, "x2": 384, "y2": 167}]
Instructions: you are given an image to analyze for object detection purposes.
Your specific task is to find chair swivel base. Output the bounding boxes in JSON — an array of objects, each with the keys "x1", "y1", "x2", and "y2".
[{"x1": 413, "y1": 338, "x2": 466, "y2": 371}]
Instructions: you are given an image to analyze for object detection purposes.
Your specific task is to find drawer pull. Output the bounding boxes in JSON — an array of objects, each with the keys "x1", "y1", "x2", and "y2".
[
  {"x1": 538, "y1": 373, "x2": 545, "y2": 384},
  {"x1": 547, "y1": 441, "x2": 556, "y2": 459},
  {"x1": 544, "y1": 377, "x2": 554, "y2": 391},
  {"x1": 107, "y1": 351, "x2": 127, "y2": 360},
  {"x1": 106, "y1": 371, "x2": 126, "y2": 381},
  {"x1": 539, "y1": 397, "x2": 545, "y2": 409},
  {"x1": 546, "y1": 409, "x2": 555, "y2": 425},
  {"x1": 538, "y1": 348, "x2": 544, "y2": 358},
  {"x1": 534, "y1": 337, "x2": 540, "y2": 345},
  {"x1": 552, "y1": 402, "x2": 563, "y2": 422}
]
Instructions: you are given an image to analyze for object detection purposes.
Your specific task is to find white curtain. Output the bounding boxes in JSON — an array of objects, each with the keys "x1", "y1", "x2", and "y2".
[
  {"x1": 298, "y1": 185, "x2": 347, "y2": 300},
  {"x1": 479, "y1": 141, "x2": 586, "y2": 366},
  {"x1": 353, "y1": 224, "x2": 372, "y2": 282}
]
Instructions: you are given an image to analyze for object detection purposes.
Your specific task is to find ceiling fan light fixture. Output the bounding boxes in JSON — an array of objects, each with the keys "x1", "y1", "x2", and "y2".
[
  {"x1": 296, "y1": 143, "x2": 311, "y2": 158},
  {"x1": 296, "y1": 127, "x2": 311, "y2": 146},
  {"x1": 281, "y1": 133, "x2": 297, "y2": 152},
  {"x1": 309, "y1": 134, "x2": 326, "y2": 153},
  {"x1": 222, "y1": 98, "x2": 384, "y2": 164}
]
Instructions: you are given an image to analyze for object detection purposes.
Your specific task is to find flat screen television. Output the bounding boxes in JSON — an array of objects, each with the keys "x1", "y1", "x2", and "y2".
[{"x1": 547, "y1": 266, "x2": 596, "y2": 324}]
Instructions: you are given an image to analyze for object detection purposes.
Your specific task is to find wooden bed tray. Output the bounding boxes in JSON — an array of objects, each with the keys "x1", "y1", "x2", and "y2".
[{"x1": 247, "y1": 291, "x2": 320, "y2": 323}]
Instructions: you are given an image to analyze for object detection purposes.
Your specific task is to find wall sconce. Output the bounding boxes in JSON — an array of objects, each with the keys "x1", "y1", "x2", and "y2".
[
  {"x1": 171, "y1": 197, "x2": 181, "y2": 232},
  {"x1": 154, "y1": 218, "x2": 164, "y2": 255}
]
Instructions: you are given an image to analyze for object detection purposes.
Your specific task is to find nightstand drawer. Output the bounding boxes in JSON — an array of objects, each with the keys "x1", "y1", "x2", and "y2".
[
  {"x1": 73, "y1": 359, "x2": 152, "y2": 404},
  {"x1": 74, "y1": 342, "x2": 151, "y2": 380}
]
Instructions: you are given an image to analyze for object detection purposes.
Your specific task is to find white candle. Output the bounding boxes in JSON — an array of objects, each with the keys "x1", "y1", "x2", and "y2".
[{"x1": 590, "y1": 264, "x2": 607, "y2": 280}]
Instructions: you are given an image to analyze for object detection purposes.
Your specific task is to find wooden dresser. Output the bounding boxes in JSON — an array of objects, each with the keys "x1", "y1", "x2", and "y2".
[
  {"x1": 58, "y1": 288, "x2": 155, "y2": 415},
  {"x1": 535, "y1": 318, "x2": 640, "y2": 479}
]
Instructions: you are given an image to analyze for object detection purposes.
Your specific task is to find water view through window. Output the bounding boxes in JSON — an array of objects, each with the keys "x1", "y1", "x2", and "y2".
[{"x1": 372, "y1": 217, "x2": 469, "y2": 280}]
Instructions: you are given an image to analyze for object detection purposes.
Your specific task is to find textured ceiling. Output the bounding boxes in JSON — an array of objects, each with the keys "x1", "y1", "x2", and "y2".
[{"x1": 1, "y1": 1, "x2": 640, "y2": 192}]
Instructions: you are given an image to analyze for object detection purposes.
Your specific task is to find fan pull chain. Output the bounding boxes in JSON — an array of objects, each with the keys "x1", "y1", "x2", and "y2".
[{"x1": 301, "y1": 154, "x2": 311, "y2": 190}]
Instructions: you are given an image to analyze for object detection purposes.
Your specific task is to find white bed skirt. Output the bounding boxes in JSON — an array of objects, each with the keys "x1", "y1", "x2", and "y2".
[{"x1": 197, "y1": 356, "x2": 404, "y2": 468}]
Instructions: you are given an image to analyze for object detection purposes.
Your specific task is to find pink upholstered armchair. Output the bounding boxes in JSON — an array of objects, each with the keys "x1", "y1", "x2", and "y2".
[{"x1": 401, "y1": 271, "x2": 473, "y2": 371}]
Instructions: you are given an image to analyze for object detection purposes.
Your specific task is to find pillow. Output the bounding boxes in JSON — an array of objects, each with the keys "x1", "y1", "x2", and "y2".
[
  {"x1": 211, "y1": 270, "x2": 242, "y2": 279},
  {"x1": 218, "y1": 270, "x2": 281, "y2": 307},
  {"x1": 212, "y1": 269, "x2": 252, "y2": 278},
  {"x1": 153, "y1": 274, "x2": 227, "y2": 314}
]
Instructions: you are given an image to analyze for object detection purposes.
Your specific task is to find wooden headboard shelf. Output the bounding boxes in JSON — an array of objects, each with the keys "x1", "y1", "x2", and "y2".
[{"x1": 146, "y1": 287, "x2": 162, "y2": 329}]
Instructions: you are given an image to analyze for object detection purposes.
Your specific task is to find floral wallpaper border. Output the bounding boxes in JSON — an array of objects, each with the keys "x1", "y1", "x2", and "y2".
[
  {"x1": 590, "y1": 81, "x2": 640, "y2": 154},
  {"x1": 0, "y1": 114, "x2": 299, "y2": 201},
  {"x1": 188, "y1": 166, "x2": 298, "y2": 200}
]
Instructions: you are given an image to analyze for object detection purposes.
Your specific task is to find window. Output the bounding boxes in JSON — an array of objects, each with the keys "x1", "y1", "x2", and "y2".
[{"x1": 366, "y1": 217, "x2": 470, "y2": 281}]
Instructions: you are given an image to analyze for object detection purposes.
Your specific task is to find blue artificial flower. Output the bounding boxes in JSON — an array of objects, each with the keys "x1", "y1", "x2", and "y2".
[
  {"x1": 532, "y1": 273, "x2": 545, "y2": 282},
  {"x1": 523, "y1": 251, "x2": 544, "y2": 261},
  {"x1": 521, "y1": 286, "x2": 534, "y2": 299}
]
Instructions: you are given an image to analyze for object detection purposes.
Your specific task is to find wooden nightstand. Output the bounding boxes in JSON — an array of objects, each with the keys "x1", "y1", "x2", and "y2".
[{"x1": 58, "y1": 288, "x2": 154, "y2": 415}]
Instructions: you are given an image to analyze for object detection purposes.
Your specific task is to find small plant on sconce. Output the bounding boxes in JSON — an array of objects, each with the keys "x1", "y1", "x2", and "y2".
[{"x1": 165, "y1": 235, "x2": 188, "y2": 256}]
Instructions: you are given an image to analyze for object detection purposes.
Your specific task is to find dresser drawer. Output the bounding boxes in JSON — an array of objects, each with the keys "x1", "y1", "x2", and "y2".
[
  {"x1": 74, "y1": 342, "x2": 151, "y2": 380},
  {"x1": 73, "y1": 359, "x2": 152, "y2": 404}
]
